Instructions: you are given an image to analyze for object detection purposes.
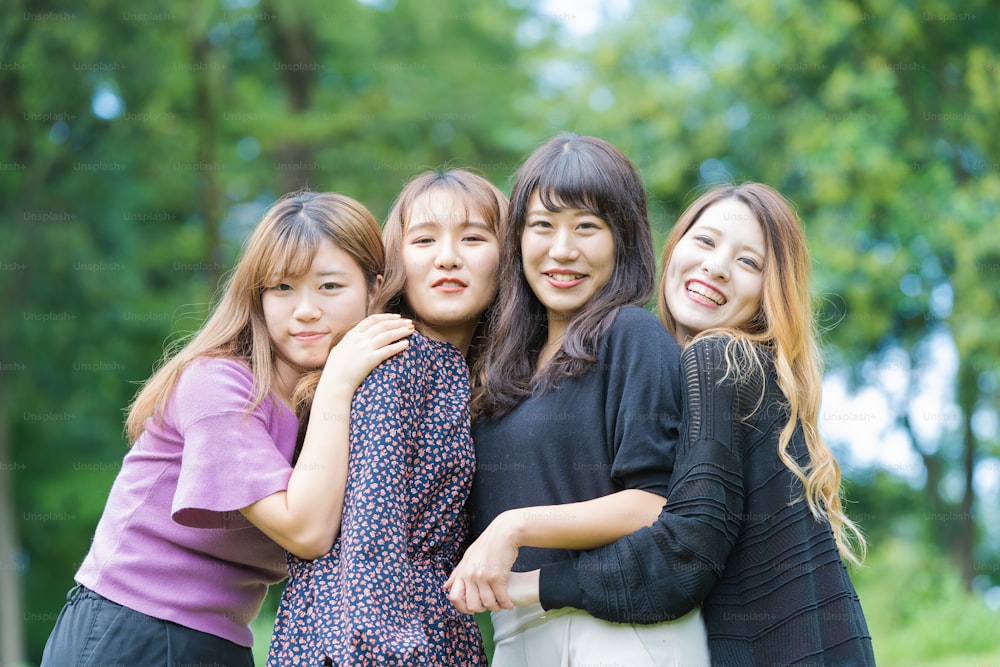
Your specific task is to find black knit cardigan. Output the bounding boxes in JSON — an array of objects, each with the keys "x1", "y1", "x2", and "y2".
[{"x1": 539, "y1": 336, "x2": 876, "y2": 666}]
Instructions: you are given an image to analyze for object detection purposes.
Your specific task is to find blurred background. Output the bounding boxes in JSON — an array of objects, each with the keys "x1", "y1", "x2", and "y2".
[{"x1": 2, "y1": 0, "x2": 998, "y2": 664}]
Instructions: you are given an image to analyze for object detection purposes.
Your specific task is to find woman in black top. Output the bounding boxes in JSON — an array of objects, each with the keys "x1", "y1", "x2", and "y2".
[
  {"x1": 445, "y1": 134, "x2": 710, "y2": 665},
  {"x1": 509, "y1": 183, "x2": 875, "y2": 665}
]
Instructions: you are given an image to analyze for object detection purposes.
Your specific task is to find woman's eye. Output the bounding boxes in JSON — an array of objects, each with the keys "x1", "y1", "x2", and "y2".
[
  {"x1": 321, "y1": 282, "x2": 342, "y2": 290},
  {"x1": 740, "y1": 258, "x2": 762, "y2": 271},
  {"x1": 694, "y1": 235, "x2": 715, "y2": 247},
  {"x1": 527, "y1": 220, "x2": 551, "y2": 229},
  {"x1": 274, "y1": 283, "x2": 292, "y2": 292}
]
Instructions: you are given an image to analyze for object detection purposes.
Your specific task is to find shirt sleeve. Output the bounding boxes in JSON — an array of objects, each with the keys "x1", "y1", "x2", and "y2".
[
  {"x1": 171, "y1": 358, "x2": 294, "y2": 529},
  {"x1": 605, "y1": 307, "x2": 683, "y2": 498},
  {"x1": 541, "y1": 337, "x2": 747, "y2": 622}
]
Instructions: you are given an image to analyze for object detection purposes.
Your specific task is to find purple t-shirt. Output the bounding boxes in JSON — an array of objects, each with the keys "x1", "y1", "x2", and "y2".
[{"x1": 75, "y1": 356, "x2": 299, "y2": 647}]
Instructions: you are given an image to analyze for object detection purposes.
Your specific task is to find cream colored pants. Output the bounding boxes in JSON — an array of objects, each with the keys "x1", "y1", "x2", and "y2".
[{"x1": 490, "y1": 603, "x2": 710, "y2": 667}]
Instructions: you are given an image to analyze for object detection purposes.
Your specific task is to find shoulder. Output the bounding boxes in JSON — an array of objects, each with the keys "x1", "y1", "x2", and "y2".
[
  {"x1": 168, "y1": 356, "x2": 274, "y2": 427},
  {"x1": 609, "y1": 305, "x2": 667, "y2": 334},
  {"x1": 681, "y1": 336, "x2": 771, "y2": 399},
  {"x1": 176, "y1": 356, "x2": 254, "y2": 394},
  {"x1": 365, "y1": 331, "x2": 467, "y2": 385},
  {"x1": 605, "y1": 306, "x2": 680, "y2": 354},
  {"x1": 602, "y1": 307, "x2": 682, "y2": 375}
]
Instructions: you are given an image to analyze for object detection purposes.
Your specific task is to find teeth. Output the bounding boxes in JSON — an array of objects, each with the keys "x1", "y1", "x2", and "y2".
[
  {"x1": 548, "y1": 273, "x2": 582, "y2": 282},
  {"x1": 687, "y1": 283, "x2": 725, "y2": 305}
]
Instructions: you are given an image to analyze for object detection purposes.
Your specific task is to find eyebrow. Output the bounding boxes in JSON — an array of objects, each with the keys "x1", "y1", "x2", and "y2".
[
  {"x1": 314, "y1": 269, "x2": 352, "y2": 277},
  {"x1": 406, "y1": 219, "x2": 494, "y2": 233},
  {"x1": 697, "y1": 224, "x2": 765, "y2": 255},
  {"x1": 526, "y1": 207, "x2": 594, "y2": 218}
]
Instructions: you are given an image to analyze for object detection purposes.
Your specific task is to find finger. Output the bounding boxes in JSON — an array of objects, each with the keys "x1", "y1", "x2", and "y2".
[
  {"x1": 494, "y1": 580, "x2": 514, "y2": 610},
  {"x1": 332, "y1": 318, "x2": 414, "y2": 352},
  {"x1": 369, "y1": 339, "x2": 410, "y2": 365},
  {"x1": 447, "y1": 575, "x2": 463, "y2": 600},
  {"x1": 450, "y1": 588, "x2": 471, "y2": 615},
  {"x1": 354, "y1": 319, "x2": 413, "y2": 347},
  {"x1": 448, "y1": 578, "x2": 471, "y2": 613},
  {"x1": 475, "y1": 581, "x2": 499, "y2": 612},
  {"x1": 352, "y1": 313, "x2": 404, "y2": 334},
  {"x1": 463, "y1": 578, "x2": 484, "y2": 613},
  {"x1": 371, "y1": 321, "x2": 415, "y2": 345}
]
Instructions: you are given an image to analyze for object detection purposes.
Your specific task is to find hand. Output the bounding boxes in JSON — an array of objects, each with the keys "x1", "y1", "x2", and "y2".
[
  {"x1": 445, "y1": 512, "x2": 520, "y2": 614},
  {"x1": 507, "y1": 570, "x2": 540, "y2": 607},
  {"x1": 319, "y1": 313, "x2": 413, "y2": 397}
]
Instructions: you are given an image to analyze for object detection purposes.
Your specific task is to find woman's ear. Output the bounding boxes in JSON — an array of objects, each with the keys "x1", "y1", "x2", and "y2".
[{"x1": 367, "y1": 274, "x2": 384, "y2": 310}]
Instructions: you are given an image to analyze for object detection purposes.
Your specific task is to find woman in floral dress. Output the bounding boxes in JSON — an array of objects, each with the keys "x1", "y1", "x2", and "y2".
[{"x1": 268, "y1": 169, "x2": 506, "y2": 666}]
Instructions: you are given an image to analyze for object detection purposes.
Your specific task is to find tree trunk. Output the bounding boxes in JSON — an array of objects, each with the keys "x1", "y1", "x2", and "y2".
[
  {"x1": 955, "y1": 360, "x2": 978, "y2": 590},
  {"x1": 0, "y1": 382, "x2": 26, "y2": 667},
  {"x1": 191, "y1": 36, "x2": 223, "y2": 286}
]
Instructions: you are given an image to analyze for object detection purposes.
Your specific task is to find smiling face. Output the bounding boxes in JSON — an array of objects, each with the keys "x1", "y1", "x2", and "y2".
[
  {"x1": 663, "y1": 199, "x2": 766, "y2": 343},
  {"x1": 401, "y1": 187, "x2": 500, "y2": 351},
  {"x1": 262, "y1": 238, "x2": 375, "y2": 393},
  {"x1": 520, "y1": 190, "x2": 616, "y2": 338}
]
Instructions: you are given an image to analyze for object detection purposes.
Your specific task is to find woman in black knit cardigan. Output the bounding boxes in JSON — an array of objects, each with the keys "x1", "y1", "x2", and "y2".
[{"x1": 505, "y1": 182, "x2": 876, "y2": 666}]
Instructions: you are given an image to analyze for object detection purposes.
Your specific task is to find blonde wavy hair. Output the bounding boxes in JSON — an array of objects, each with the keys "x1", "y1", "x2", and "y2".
[
  {"x1": 658, "y1": 182, "x2": 867, "y2": 566},
  {"x1": 125, "y1": 191, "x2": 384, "y2": 443}
]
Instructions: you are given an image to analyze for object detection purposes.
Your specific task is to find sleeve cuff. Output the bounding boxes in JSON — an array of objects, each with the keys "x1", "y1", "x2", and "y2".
[{"x1": 538, "y1": 559, "x2": 585, "y2": 611}]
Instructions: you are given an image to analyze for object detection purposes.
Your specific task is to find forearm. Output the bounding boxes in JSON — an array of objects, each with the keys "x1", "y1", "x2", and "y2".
[
  {"x1": 500, "y1": 488, "x2": 665, "y2": 552},
  {"x1": 241, "y1": 380, "x2": 354, "y2": 559},
  {"x1": 539, "y1": 443, "x2": 743, "y2": 621},
  {"x1": 446, "y1": 489, "x2": 665, "y2": 613}
]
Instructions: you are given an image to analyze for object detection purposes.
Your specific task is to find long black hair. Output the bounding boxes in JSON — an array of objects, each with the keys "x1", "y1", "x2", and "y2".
[{"x1": 472, "y1": 133, "x2": 655, "y2": 418}]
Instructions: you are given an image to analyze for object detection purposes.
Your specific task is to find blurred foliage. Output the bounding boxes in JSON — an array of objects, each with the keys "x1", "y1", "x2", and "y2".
[
  {"x1": 852, "y1": 539, "x2": 1000, "y2": 666},
  {"x1": 2, "y1": 0, "x2": 999, "y2": 663}
]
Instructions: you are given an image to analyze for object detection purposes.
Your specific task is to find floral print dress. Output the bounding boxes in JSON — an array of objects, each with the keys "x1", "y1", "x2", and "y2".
[{"x1": 268, "y1": 332, "x2": 486, "y2": 666}]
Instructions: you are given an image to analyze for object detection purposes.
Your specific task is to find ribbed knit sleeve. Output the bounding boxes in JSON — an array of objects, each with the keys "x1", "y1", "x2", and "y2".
[{"x1": 541, "y1": 336, "x2": 750, "y2": 621}]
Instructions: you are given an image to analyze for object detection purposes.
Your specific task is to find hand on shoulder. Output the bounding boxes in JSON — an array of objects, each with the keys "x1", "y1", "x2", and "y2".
[{"x1": 318, "y1": 314, "x2": 414, "y2": 398}]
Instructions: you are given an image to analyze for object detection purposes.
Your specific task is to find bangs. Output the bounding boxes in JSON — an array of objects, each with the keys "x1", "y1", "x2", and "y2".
[
  {"x1": 444, "y1": 188, "x2": 504, "y2": 234},
  {"x1": 255, "y1": 214, "x2": 323, "y2": 288},
  {"x1": 533, "y1": 155, "x2": 613, "y2": 217},
  {"x1": 398, "y1": 175, "x2": 504, "y2": 234}
]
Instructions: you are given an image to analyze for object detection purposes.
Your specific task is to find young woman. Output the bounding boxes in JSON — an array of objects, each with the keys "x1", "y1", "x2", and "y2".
[
  {"x1": 510, "y1": 183, "x2": 876, "y2": 665},
  {"x1": 445, "y1": 134, "x2": 710, "y2": 666},
  {"x1": 40, "y1": 192, "x2": 414, "y2": 666},
  {"x1": 267, "y1": 169, "x2": 507, "y2": 666}
]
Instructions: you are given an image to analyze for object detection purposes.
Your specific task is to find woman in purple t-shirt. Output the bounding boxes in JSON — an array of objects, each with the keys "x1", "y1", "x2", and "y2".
[{"x1": 40, "y1": 192, "x2": 413, "y2": 666}]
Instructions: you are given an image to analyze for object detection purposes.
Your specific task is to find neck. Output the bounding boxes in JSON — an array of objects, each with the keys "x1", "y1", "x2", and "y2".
[
  {"x1": 537, "y1": 320, "x2": 567, "y2": 370},
  {"x1": 417, "y1": 322, "x2": 475, "y2": 358},
  {"x1": 271, "y1": 367, "x2": 298, "y2": 410}
]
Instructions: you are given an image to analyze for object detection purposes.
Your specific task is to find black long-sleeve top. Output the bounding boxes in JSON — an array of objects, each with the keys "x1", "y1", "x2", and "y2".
[
  {"x1": 469, "y1": 306, "x2": 681, "y2": 571},
  {"x1": 539, "y1": 336, "x2": 875, "y2": 666}
]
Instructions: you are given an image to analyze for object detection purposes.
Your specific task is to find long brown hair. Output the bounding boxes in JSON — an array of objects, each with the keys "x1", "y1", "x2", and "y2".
[
  {"x1": 472, "y1": 133, "x2": 655, "y2": 418},
  {"x1": 125, "y1": 191, "x2": 384, "y2": 443},
  {"x1": 659, "y1": 182, "x2": 866, "y2": 565}
]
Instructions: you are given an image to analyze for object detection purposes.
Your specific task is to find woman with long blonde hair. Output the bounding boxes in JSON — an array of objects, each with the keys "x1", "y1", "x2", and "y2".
[
  {"x1": 41, "y1": 192, "x2": 413, "y2": 666},
  {"x1": 505, "y1": 182, "x2": 875, "y2": 665}
]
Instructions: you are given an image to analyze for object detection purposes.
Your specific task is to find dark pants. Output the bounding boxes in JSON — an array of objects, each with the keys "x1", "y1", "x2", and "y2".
[{"x1": 40, "y1": 585, "x2": 255, "y2": 667}]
